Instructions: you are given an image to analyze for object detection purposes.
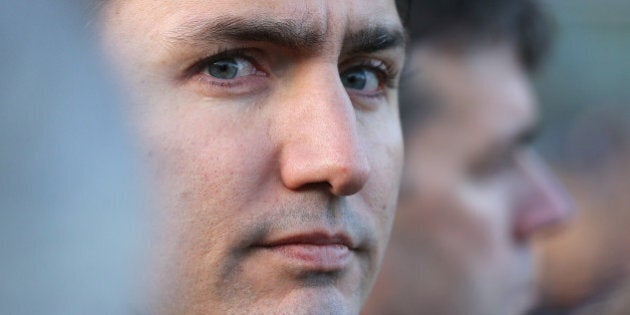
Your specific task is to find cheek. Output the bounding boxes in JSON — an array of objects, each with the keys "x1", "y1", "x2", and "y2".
[
  {"x1": 456, "y1": 181, "x2": 518, "y2": 268},
  {"x1": 137, "y1": 97, "x2": 274, "y2": 233},
  {"x1": 139, "y1": 103, "x2": 274, "y2": 284},
  {"x1": 404, "y1": 168, "x2": 510, "y2": 263},
  {"x1": 354, "y1": 110, "x2": 403, "y2": 253},
  {"x1": 366, "y1": 118, "x2": 403, "y2": 220}
]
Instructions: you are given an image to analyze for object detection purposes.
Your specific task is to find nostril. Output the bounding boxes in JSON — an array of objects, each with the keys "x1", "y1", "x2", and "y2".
[
  {"x1": 330, "y1": 163, "x2": 370, "y2": 196},
  {"x1": 291, "y1": 182, "x2": 333, "y2": 192},
  {"x1": 513, "y1": 152, "x2": 575, "y2": 241},
  {"x1": 513, "y1": 189, "x2": 574, "y2": 242},
  {"x1": 279, "y1": 147, "x2": 371, "y2": 196}
]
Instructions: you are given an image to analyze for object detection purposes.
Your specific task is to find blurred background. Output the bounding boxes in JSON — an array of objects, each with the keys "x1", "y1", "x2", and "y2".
[
  {"x1": 0, "y1": 1, "x2": 145, "y2": 314},
  {"x1": 532, "y1": 0, "x2": 630, "y2": 314}
]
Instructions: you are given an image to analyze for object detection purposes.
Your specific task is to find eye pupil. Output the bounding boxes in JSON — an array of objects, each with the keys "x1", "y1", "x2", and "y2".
[
  {"x1": 208, "y1": 59, "x2": 239, "y2": 79},
  {"x1": 342, "y1": 69, "x2": 367, "y2": 90}
]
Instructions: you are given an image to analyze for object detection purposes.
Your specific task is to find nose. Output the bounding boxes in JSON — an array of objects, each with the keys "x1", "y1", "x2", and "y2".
[
  {"x1": 513, "y1": 150, "x2": 574, "y2": 241},
  {"x1": 275, "y1": 64, "x2": 370, "y2": 196}
]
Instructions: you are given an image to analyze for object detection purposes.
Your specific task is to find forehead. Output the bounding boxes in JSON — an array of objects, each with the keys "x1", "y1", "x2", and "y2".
[
  {"x1": 104, "y1": 0, "x2": 402, "y2": 46},
  {"x1": 408, "y1": 43, "x2": 537, "y2": 142}
]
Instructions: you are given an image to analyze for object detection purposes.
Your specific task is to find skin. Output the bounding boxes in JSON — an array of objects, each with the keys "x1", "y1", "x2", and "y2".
[
  {"x1": 100, "y1": 1, "x2": 405, "y2": 314},
  {"x1": 364, "y1": 44, "x2": 573, "y2": 315}
]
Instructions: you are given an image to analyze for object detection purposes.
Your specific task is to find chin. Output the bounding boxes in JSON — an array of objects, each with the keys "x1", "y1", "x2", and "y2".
[{"x1": 248, "y1": 287, "x2": 360, "y2": 315}]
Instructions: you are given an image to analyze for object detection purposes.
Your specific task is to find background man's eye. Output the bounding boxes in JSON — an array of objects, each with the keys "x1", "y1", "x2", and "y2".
[
  {"x1": 470, "y1": 151, "x2": 516, "y2": 180},
  {"x1": 205, "y1": 57, "x2": 255, "y2": 80},
  {"x1": 341, "y1": 67, "x2": 380, "y2": 92}
]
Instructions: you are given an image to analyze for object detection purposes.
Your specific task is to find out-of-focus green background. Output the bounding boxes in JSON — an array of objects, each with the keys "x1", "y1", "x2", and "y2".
[
  {"x1": 537, "y1": 0, "x2": 630, "y2": 163},
  {"x1": 533, "y1": 0, "x2": 630, "y2": 313}
]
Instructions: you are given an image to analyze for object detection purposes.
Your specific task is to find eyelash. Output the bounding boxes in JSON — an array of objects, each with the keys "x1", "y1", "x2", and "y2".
[
  {"x1": 345, "y1": 59, "x2": 399, "y2": 90},
  {"x1": 470, "y1": 145, "x2": 531, "y2": 180},
  {"x1": 185, "y1": 48, "x2": 399, "y2": 97},
  {"x1": 185, "y1": 48, "x2": 266, "y2": 87}
]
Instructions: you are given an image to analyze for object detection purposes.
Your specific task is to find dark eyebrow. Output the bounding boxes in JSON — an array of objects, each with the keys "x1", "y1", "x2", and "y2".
[
  {"x1": 480, "y1": 121, "x2": 541, "y2": 163},
  {"x1": 343, "y1": 26, "x2": 408, "y2": 55},
  {"x1": 168, "y1": 16, "x2": 327, "y2": 51},
  {"x1": 515, "y1": 122, "x2": 542, "y2": 147},
  {"x1": 168, "y1": 16, "x2": 406, "y2": 55}
]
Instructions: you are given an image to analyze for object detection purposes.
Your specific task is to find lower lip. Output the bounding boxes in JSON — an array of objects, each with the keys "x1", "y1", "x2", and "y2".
[{"x1": 263, "y1": 244, "x2": 352, "y2": 271}]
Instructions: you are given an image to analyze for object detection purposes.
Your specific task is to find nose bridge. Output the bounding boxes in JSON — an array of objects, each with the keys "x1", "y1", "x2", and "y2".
[
  {"x1": 513, "y1": 151, "x2": 574, "y2": 241},
  {"x1": 277, "y1": 63, "x2": 370, "y2": 196}
]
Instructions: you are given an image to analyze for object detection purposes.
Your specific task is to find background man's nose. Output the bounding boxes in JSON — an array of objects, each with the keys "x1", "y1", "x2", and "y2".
[
  {"x1": 276, "y1": 65, "x2": 371, "y2": 196},
  {"x1": 513, "y1": 151, "x2": 574, "y2": 241}
]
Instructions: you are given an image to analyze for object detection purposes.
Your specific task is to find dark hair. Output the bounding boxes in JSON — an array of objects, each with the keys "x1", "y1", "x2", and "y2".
[
  {"x1": 396, "y1": 0, "x2": 412, "y2": 26},
  {"x1": 399, "y1": 0, "x2": 555, "y2": 135},
  {"x1": 406, "y1": 0, "x2": 554, "y2": 73}
]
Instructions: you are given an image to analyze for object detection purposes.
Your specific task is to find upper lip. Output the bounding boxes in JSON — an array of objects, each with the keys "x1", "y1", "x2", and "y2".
[{"x1": 256, "y1": 231, "x2": 356, "y2": 249}]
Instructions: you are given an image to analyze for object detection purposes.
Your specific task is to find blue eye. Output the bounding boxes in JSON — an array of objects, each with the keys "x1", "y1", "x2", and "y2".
[
  {"x1": 205, "y1": 57, "x2": 256, "y2": 79},
  {"x1": 340, "y1": 67, "x2": 380, "y2": 92}
]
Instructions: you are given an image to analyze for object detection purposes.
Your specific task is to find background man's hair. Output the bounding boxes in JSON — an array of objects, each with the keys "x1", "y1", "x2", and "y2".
[
  {"x1": 399, "y1": 0, "x2": 555, "y2": 135},
  {"x1": 405, "y1": 0, "x2": 554, "y2": 73},
  {"x1": 396, "y1": 0, "x2": 412, "y2": 26}
]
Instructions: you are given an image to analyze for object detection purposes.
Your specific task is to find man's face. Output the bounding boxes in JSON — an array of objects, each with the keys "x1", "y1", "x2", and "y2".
[
  {"x1": 100, "y1": 1, "x2": 405, "y2": 314},
  {"x1": 382, "y1": 44, "x2": 572, "y2": 315}
]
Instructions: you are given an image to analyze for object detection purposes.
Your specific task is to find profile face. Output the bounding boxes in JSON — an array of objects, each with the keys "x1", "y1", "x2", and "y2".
[
  {"x1": 100, "y1": 0, "x2": 405, "y2": 314},
  {"x1": 387, "y1": 44, "x2": 572, "y2": 315}
]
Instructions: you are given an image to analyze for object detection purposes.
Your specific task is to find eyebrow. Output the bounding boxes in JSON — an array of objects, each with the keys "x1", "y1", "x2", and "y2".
[
  {"x1": 169, "y1": 16, "x2": 326, "y2": 51},
  {"x1": 479, "y1": 121, "x2": 541, "y2": 162},
  {"x1": 343, "y1": 26, "x2": 407, "y2": 55},
  {"x1": 168, "y1": 16, "x2": 407, "y2": 54},
  {"x1": 515, "y1": 122, "x2": 542, "y2": 147}
]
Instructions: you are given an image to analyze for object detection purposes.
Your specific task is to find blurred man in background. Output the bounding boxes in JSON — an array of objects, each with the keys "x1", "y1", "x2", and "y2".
[{"x1": 364, "y1": 1, "x2": 573, "y2": 314}]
